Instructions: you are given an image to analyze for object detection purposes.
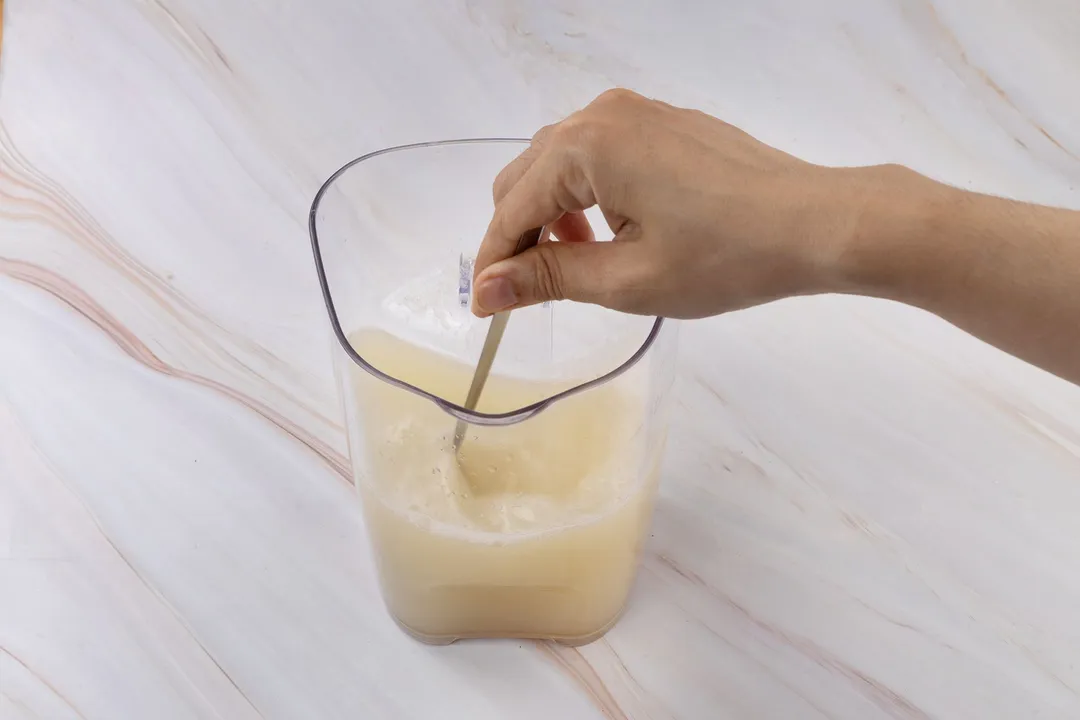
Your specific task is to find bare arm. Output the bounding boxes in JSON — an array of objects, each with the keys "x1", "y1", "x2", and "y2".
[
  {"x1": 848, "y1": 168, "x2": 1080, "y2": 383},
  {"x1": 472, "y1": 89, "x2": 1080, "y2": 384}
]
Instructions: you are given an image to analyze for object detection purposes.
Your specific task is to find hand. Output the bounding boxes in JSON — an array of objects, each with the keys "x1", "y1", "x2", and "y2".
[
  {"x1": 471, "y1": 89, "x2": 1080, "y2": 383},
  {"x1": 471, "y1": 88, "x2": 883, "y2": 319}
]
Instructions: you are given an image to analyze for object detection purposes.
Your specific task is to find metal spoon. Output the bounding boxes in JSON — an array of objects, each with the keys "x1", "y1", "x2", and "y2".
[{"x1": 453, "y1": 227, "x2": 543, "y2": 452}]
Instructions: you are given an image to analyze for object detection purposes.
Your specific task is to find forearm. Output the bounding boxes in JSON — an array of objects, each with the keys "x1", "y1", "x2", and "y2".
[{"x1": 843, "y1": 165, "x2": 1080, "y2": 383}]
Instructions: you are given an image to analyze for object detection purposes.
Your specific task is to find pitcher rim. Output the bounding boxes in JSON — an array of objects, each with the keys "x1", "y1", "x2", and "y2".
[{"x1": 308, "y1": 138, "x2": 665, "y2": 427}]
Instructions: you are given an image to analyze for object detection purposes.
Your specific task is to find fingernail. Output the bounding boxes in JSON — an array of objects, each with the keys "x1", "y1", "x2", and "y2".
[{"x1": 476, "y1": 276, "x2": 517, "y2": 314}]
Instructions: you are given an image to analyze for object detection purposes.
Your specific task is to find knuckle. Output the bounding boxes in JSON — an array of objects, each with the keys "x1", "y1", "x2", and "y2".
[
  {"x1": 558, "y1": 118, "x2": 601, "y2": 157},
  {"x1": 596, "y1": 87, "x2": 637, "y2": 106},
  {"x1": 554, "y1": 148, "x2": 591, "y2": 209},
  {"x1": 551, "y1": 116, "x2": 581, "y2": 142},
  {"x1": 531, "y1": 244, "x2": 567, "y2": 301},
  {"x1": 531, "y1": 123, "x2": 556, "y2": 146}
]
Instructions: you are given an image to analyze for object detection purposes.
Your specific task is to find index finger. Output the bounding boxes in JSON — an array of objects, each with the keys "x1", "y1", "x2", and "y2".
[
  {"x1": 492, "y1": 124, "x2": 556, "y2": 204},
  {"x1": 474, "y1": 145, "x2": 597, "y2": 279}
]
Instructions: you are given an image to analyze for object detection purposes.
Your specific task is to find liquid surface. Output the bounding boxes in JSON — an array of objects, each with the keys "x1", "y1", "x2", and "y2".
[
  {"x1": 345, "y1": 329, "x2": 664, "y2": 643},
  {"x1": 352, "y1": 328, "x2": 644, "y2": 534}
]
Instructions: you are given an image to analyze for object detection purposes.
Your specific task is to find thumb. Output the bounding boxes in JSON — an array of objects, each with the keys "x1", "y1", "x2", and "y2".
[{"x1": 472, "y1": 240, "x2": 631, "y2": 316}]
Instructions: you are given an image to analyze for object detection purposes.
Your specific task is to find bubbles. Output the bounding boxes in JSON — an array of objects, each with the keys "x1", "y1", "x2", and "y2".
[
  {"x1": 381, "y1": 265, "x2": 477, "y2": 341},
  {"x1": 511, "y1": 506, "x2": 535, "y2": 523},
  {"x1": 353, "y1": 329, "x2": 649, "y2": 540}
]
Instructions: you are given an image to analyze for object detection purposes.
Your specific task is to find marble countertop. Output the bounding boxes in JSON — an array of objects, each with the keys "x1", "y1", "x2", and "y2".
[{"x1": 2, "y1": 1, "x2": 1080, "y2": 718}]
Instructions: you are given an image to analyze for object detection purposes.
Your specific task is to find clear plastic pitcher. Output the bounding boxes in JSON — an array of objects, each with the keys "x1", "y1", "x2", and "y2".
[{"x1": 309, "y1": 139, "x2": 677, "y2": 645}]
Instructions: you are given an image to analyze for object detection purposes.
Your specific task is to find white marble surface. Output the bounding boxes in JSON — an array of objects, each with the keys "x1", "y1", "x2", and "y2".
[{"x1": 2, "y1": 0, "x2": 1080, "y2": 717}]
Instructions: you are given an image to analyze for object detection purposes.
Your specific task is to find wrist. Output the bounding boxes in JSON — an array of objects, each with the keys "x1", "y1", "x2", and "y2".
[{"x1": 831, "y1": 164, "x2": 962, "y2": 307}]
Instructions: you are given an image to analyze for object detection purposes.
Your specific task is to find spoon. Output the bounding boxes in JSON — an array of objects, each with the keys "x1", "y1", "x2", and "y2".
[{"x1": 453, "y1": 227, "x2": 543, "y2": 452}]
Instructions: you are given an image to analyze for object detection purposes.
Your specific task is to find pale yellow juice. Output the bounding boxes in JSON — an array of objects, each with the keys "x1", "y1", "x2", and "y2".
[{"x1": 346, "y1": 329, "x2": 663, "y2": 644}]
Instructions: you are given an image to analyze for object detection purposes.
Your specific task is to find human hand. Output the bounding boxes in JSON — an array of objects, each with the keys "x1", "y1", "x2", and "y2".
[{"x1": 471, "y1": 88, "x2": 885, "y2": 319}]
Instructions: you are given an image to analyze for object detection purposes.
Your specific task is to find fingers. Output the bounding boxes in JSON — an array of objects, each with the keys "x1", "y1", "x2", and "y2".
[
  {"x1": 492, "y1": 124, "x2": 557, "y2": 204},
  {"x1": 473, "y1": 239, "x2": 640, "y2": 315},
  {"x1": 492, "y1": 147, "x2": 540, "y2": 205},
  {"x1": 475, "y1": 146, "x2": 598, "y2": 284},
  {"x1": 550, "y1": 211, "x2": 595, "y2": 243},
  {"x1": 497, "y1": 151, "x2": 595, "y2": 245}
]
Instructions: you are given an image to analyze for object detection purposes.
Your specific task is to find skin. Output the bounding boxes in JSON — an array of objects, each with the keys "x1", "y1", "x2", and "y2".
[{"x1": 472, "y1": 89, "x2": 1080, "y2": 384}]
